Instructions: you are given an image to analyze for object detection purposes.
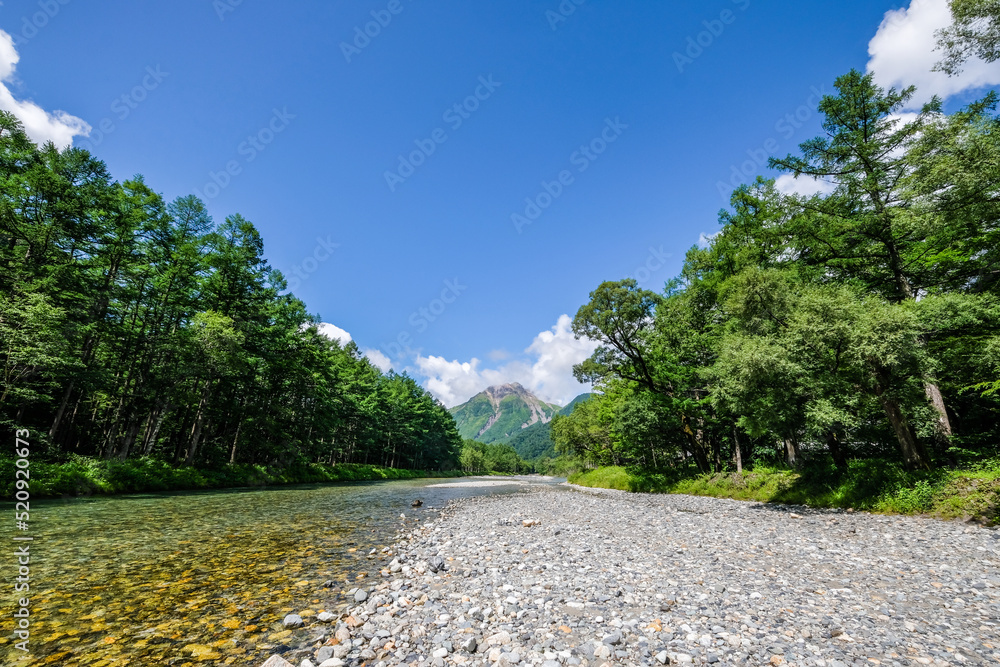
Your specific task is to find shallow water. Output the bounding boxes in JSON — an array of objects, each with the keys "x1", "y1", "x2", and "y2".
[{"x1": 0, "y1": 476, "x2": 561, "y2": 666}]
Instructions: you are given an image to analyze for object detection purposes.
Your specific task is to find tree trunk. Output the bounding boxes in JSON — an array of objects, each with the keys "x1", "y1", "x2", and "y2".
[
  {"x1": 923, "y1": 380, "x2": 953, "y2": 449},
  {"x1": 229, "y1": 420, "x2": 242, "y2": 464},
  {"x1": 142, "y1": 400, "x2": 171, "y2": 456},
  {"x1": 870, "y1": 364, "x2": 933, "y2": 470},
  {"x1": 783, "y1": 434, "x2": 800, "y2": 468},
  {"x1": 185, "y1": 381, "x2": 212, "y2": 466},
  {"x1": 732, "y1": 425, "x2": 743, "y2": 474},
  {"x1": 680, "y1": 416, "x2": 712, "y2": 473},
  {"x1": 116, "y1": 416, "x2": 140, "y2": 461},
  {"x1": 878, "y1": 393, "x2": 931, "y2": 470},
  {"x1": 48, "y1": 380, "x2": 75, "y2": 440},
  {"x1": 825, "y1": 430, "x2": 848, "y2": 470}
]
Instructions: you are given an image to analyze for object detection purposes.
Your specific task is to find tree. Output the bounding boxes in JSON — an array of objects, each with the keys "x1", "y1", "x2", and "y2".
[
  {"x1": 935, "y1": 0, "x2": 1000, "y2": 75},
  {"x1": 768, "y1": 70, "x2": 957, "y2": 463},
  {"x1": 0, "y1": 113, "x2": 466, "y2": 474},
  {"x1": 572, "y1": 280, "x2": 719, "y2": 472}
]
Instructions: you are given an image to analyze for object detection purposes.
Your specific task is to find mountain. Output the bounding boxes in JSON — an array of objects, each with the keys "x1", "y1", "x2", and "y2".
[
  {"x1": 506, "y1": 393, "x2": 593, "y2": 460},
  {"x1": 559, "y1": 392, "x2": 594, "y2": 415},
  {"x1": 449, "y1": 383, "x2": 561, "y2": 444}
]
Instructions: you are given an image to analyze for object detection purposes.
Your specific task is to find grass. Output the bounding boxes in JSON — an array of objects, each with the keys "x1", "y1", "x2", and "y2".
[
  {"x1": 569, "y1": 458, "x2": 1000, "y2": 525},
  {"x1": 0, "y1": 455, "x2": 467, "y2": 499}
]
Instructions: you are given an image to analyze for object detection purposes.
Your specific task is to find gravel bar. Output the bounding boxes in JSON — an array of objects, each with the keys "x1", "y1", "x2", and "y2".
[{"x1": 268, "y1": 484, "x2": 1000, "y2": 667}]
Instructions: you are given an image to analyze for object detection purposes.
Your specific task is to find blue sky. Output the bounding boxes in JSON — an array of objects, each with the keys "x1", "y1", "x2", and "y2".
[{"x1": 2, "y1": 0, "x2": 997, "y2": 406}]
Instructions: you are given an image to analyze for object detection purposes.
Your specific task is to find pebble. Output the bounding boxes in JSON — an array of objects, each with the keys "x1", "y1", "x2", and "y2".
[
  {"x1": 282, "y1": 614, "x2": 304, "y2": 629},
  {"x1": 258, "y1": 483, "x2": 1000, "y2": 666}
]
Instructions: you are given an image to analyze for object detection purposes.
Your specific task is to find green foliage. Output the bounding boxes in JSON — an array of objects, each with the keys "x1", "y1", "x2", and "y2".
[
  {"x1": 0, "y1": 455, "x2": 465, "y2": 499},
  {"x1": 565, "y1": 70, "x2": 999, "y2": 479},
  {"x1": 0, "y1": 113, "x2": 462, "y2": 476},
  {"x1": 458, "y1": 440, "x2": 531, "y2": 475},
  {"x1": 533, "y1": 454, "x2": 587, "y2": 477},
  {"x1": 449, "y1": 385, "x2": 559, "y2": 445},
  {"x1": 570, "y1": 460, "x2": 1000, "y2": 524},
  {"x1": 506, "y1": 420, "x2": 557, "y2": 460},
  {"x1": 935, "y1": 0, "x2": 1000, "y2": 75},
  {"x1": 505, "y1": 393, "x2": 592, "y2": 461}
]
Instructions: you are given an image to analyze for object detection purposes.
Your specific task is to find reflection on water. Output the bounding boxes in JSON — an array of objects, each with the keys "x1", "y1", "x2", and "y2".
[{"x1": 0, "y1": 477, "x2": 557, "y2": 666}]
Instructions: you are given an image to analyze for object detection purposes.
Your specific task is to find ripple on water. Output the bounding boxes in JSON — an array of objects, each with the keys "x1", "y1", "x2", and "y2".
[{"x1": 0, "y1": 476, "x2": 562, "y2": 666}]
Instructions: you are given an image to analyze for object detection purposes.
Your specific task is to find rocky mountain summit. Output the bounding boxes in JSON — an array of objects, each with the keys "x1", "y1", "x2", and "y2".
[{"x1": 449, "y1": 384, "x2": 560, "y2": 444}]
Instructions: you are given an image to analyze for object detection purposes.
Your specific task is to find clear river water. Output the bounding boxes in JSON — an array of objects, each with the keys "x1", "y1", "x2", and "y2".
[{"x1": 0, "y1": 476, "x2": 562, "y2": 666}]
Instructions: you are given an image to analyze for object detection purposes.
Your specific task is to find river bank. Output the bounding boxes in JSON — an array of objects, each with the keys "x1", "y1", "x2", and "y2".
[
  {"x1": 569, "y1": 462, "x2": 1000, "y2": 526},
  {"x1": 0, "y1": 455, "x2": 467, "y2": 499},
  {"x1": 261, "y1": 483, "x2": 1000, "y2": 667},
  {"x1": 0, "y1": 476, "x2": 553, "y2": 666}
]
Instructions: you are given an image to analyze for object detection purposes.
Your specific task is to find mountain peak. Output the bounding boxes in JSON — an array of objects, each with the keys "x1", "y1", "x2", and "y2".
[
  {"x1": 450, "y1": 383, "x2": 559, "y2": 444},
  {"x1": 485, "y1": 382, "x2": 529, "y2": 399}
]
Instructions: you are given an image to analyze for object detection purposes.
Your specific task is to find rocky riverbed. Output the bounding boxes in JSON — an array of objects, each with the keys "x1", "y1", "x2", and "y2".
[{"x1": 260, "y1": 484, "x2": 1000, "y2": 667}]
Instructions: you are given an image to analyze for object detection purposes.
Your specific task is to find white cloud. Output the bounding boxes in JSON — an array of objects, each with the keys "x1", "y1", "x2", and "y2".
[
  {"x1": 316, "y1": 325, "x2": 394, "y2": 372},
  {"x1": 775, "y1": 173, "x2": 837, "y2": 198},
  {"x1": 413, "y1": 315, "x2": 599, "y2": 408},
  {"x1": 524, "y1": 314, "x2": 600, "y2": 404},
  {"x1": 0, "y1": 30, "x2": 90, "y2": 148},
  {"x1": 415, "y1": 357, "x2": 498, "y2": 408},
  {"x1": 697, "y1": 231, "x2": 721, "y2": 249},
  {"x1": 488, "y1": 349, "x2": 511, "y2": 361},
  {"x1": 363, "y1": 347, "x2": 392, "y2": 373},
  {"x1": 867, "y1": 0, "x2": 1000, "y2": 109},
  {"x1": 317, "y1": 322, "x2": 352, "y2": 345}
]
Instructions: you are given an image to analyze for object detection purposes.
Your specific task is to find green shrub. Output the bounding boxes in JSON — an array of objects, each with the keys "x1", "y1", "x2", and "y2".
[
  {"x1": 0, "y1": 456, "x2": 468, "y2": 499},
  {"x1": 569, "y1": 458, "x2": 1000, "y2": 524}
]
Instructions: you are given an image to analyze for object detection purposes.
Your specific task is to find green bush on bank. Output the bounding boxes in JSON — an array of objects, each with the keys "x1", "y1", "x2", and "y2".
[
  {"x1": 0, "y1": 456, "x2": 466, "y2": 499},
  {"x1": 569, "y1": 459, "x2": 1000, "y2": 525}
]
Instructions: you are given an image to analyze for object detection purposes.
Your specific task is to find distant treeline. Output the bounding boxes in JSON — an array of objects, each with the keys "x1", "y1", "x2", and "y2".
[
  {"x1": 458, "y1": 439, "x2": 533, "y2": 475},
  {"x1": 557, "y1": 71, "x2": 1000, "y2": 473},
  {"x1": 0, "y1": 112, "x2": 461, "y2": 471}
]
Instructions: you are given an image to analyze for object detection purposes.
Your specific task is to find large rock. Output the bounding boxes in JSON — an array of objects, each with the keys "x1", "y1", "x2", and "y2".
[
  {"x1": 428, "y1": 555, "x2": 446, "y2": 573},
  {"x1": 260, "y1": 657, "x2": 295, "y2": 667},
  {"x1": 486, "y1": 630, "x2": 512, "y2": 646},
  {"x1": 282, "y1": 614, "x2": 304, "y2": 629}
]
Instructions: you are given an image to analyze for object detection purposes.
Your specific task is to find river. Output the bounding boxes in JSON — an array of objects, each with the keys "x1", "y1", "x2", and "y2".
[{"x1": 0, "y1": 475, "x2": 564, "y2": 666}]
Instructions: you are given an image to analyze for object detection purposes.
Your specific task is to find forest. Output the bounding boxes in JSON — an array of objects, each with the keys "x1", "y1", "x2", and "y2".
[
  {"x1": 0, "y1": 110, "x2": 463, "y2": 477},
  {"x1": 556, "y1": 71, "x2": 1000, "y2": 483}
]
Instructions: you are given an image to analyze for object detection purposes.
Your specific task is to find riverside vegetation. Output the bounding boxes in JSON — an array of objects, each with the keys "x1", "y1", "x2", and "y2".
[
  {"x1": 0, "y1": 108, "x2": 468, "y2": 494},
  {"x1": 554, "y1": 68, "x2": 1000, "y2": 521}
]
